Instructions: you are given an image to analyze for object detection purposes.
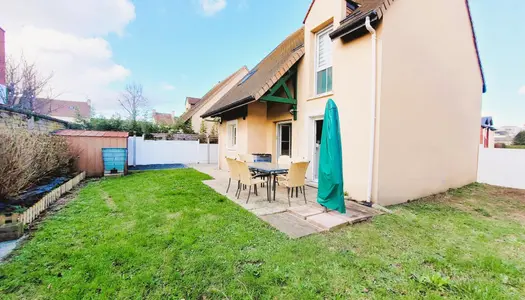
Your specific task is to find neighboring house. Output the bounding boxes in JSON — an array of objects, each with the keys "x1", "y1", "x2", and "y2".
[
  {"x1": 179, "y1": 66, "x2": 249, "y2": 134},
  {"x1": 0, "y1": 27, "x2": 6, "y2": 100},
  {"x1": 33, "y1": 98, "x2": 91, "y2": 122},
  {"x1": 185, "y1": 97, "x2": 201, "y2": 111},
  {"x1": 494, "y1": 125, "x2": 525, "y2": 145},
  {"x1": 202, "y1": 0, "x2": 485, "y2": 206},
  {"x1": 152, "y1": 110, "x2": 176, "y2": 126},
  {"x1": 480, "y1": 117, "x2": 496, "y2": 148}
]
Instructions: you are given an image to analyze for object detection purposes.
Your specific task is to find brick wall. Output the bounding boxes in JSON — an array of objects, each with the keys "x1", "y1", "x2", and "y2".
[{"x1": 0, "y1": 106, "x2": 67, "y2": 133}]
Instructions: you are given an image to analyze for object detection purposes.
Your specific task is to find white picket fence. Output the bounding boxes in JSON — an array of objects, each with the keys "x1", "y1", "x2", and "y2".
[
  {"x1": 128, "y1": 137, "x2": 218, "y2": 166},
  {"x1": 478, "y1": 147, "x2": 525, "y2": 189}
]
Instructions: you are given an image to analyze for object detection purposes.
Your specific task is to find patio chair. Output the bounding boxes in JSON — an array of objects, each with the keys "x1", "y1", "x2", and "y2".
[
  {"x1": 237, "y1": 161, "x2": 266, "y2": 203},
  {"x1": 237, "y1": 153, "x2": 254, "y2": 163},
  {"x1": 225, "y1": 157, "x2": 240, "y2": 194},
  {"x1": 279, "y1": 161, "x2": 310, "y2": 206},
  {"x1": 278, "y1": 155, "x2": 292, "y2": 167}
]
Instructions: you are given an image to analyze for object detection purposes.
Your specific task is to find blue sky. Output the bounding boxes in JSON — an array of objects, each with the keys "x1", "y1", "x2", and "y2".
[
  {"x1": 107, "y1": 0, "x2": 311, "y2": 117},
  {"x1": 4, "y1": 0, "x2": 521, "y2": 125},
  {"x1": 469, "y1": 0, "x2": 525, "y2": 126},
  {"x1": 107, "y1": 0, "x2": 523, "y2": 126}
]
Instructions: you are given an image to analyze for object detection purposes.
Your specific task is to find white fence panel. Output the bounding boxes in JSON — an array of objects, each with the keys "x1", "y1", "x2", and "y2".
[
  {"x1": 128, "y1": 137, "x2": 218, "y2": 165},
  {"x1": 478, "y1": 147, "x2": 525, "y2": 189},
  {"x1": 198, "y1": 144, "x2": 219, "y2": 164}
]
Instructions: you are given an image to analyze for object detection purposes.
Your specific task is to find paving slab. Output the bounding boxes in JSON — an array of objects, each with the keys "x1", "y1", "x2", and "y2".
[
  {"x1": 260, "y1": 212, "x2": 323, "y2": 238},
  {"x1": 288, "y1": 205, "x2": 325, "y2": 219},
  {"x1": 307, "y1": 213, "x2": 350, "y2": 231},
  {"x1": 251, "y1": 206, "x2": 288, "y2": 216},
  {"x1": 328, "y1": 211, "x2": 373, "y2": 224},
  {"x1": 193, "y1": 164, "x2": 381, "y2": 236}
]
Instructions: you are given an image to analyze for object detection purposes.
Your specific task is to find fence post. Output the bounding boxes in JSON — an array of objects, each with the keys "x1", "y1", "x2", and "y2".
[
  {"x1": 207, "y1": 135, "x2": 210, "y2": 164},
  {"x1": 133, "y1": 134, "x2": 137, "y2": 166}
]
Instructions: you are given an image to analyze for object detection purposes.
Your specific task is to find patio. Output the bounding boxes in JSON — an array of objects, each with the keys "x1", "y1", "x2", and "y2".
[{"x1": 190, "y1": 164, "x2": 381, "y2": 238}]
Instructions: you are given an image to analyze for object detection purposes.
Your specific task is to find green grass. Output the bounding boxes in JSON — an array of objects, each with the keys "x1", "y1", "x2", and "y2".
[
  {"x1": 1, "y1": 170, "x2": 525, "y2": 299},
  {"x1": 506, "y1": 145, "x2": 525, "y2": 149}
]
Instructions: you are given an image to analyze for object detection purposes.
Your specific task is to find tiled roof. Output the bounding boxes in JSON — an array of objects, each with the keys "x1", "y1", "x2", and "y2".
[
  {"x1": 33, "y1": 98, "x2": 91, "y2": 119},
  {"x1": 152, "y1": 111, "x2": 175, "y2": 125},
  {"x1": 202, "y1": 27, "x2": 305, "y2": 118},
  {"x1": 54, "y1": 130, "x2": 129, "y2": 138},
  {"x1": 186, "y1": 97, "x2": 201, "y2": 105},
  {"x1": 324, "y1": 0, "x2": 486, "y2": 93},
  {"x1": 179, "y1": 66, "x2": 248, "y2": 123}
]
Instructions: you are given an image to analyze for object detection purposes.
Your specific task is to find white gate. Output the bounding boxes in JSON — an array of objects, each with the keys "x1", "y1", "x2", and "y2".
[{"x1": 128, "y1": 136, "x2": 218, "y2": 166}]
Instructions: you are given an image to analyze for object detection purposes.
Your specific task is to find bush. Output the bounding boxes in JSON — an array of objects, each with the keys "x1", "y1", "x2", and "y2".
[
  {"x1": 513, "y1": 131, "x2": 525, "y2": 146},
  {"x1": 0, "y1": 129, "x2": 78, "y2": 201}
]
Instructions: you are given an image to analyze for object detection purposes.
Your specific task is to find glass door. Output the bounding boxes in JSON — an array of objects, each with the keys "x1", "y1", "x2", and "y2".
[
  {"x1": 313, "y1": 119, "x2": 324, "y2": 181},
  {"x1": 277, "y1": 123, "x2": 292, "y2": 158}
]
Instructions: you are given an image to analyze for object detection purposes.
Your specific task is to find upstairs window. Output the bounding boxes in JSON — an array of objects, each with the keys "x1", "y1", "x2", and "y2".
[{"x1": 315, "y1": 25, "x2": 333, "y2": 95}]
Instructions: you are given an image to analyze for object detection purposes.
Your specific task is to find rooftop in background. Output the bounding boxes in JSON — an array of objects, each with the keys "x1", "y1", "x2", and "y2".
[
  {"x1": 179, "y1": 66, "x2": 249, "y2": 123},
  {"x1": 152, "y1": 110, "x2": 176, "y2": 126},
  {"x1": 54, "y1": 130, "x2": 128, "y2": 138},
  {"x1": 186, "y1": 97, "x2": 201, "y2": 106},
  {"x1": 202, "y1": 28, "x2": 305, "y2": 118},
  {"x1": 33, "y1": 98, "x2": 91, "y2": 122}
]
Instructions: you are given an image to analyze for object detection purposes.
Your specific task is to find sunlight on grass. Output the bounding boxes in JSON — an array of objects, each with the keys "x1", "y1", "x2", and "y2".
[{"x1": 1, "y1": 170, "x2": 524, "y2": 299}]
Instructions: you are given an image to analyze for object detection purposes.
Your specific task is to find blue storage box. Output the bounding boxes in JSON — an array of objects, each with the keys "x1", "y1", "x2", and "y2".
[{"x1": 102, "y1": 148, "x2": 127, "y2": 175}]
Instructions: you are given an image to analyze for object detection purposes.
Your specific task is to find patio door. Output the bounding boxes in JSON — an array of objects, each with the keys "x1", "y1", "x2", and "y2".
[
  {"x1": 313, "y1": 119, "x2": 324, "y2": 181},
  {"x1": 277, "y1": 122, "x2": 292, "y2": 158}
]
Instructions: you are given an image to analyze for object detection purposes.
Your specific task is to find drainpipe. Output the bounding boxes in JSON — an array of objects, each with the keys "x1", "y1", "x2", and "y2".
[{"x1": 365, "y1": 16, "x2": 377, "y2": 203}]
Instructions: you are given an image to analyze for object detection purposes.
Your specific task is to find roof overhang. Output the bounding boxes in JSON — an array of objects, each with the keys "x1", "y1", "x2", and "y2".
[
  {"x1": 201, "y1": 95, "x2": 255, "y2": 118},
  {"x1": 329, "y1": 11, "x2": 380, "y2": 41}
]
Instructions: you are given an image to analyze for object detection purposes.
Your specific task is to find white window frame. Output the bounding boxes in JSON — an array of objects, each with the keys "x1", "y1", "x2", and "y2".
[
  {"x1": 227, "y1": 120, "x2": 238, "y2": 150},
  {"x1": 315, "y1": 24, "x2": 334, "y2": 96}
]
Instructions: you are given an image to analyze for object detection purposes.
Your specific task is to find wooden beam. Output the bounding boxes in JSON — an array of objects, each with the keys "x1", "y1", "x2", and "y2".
[{"x1": 260, "y1": 95, "x2": 297, "y2": 105}]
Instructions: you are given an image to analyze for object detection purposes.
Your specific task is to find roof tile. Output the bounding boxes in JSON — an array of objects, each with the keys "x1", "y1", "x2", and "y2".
[{"x1": 202, "y1": 27, "x2": 305, "y2": 117}]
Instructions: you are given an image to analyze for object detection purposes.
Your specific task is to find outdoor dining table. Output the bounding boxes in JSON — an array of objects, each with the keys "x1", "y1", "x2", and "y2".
[{"x1": 249, "y1": 162, "x2": 289, "y2": 202}]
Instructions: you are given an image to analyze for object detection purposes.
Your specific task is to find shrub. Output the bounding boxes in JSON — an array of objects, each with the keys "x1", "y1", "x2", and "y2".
[
  {"x1": 0, "y1": 129, "x2": 78, "y2": 201},
  {"x1": 513, "y1": 131, "x2": 525, "y2": 145}
]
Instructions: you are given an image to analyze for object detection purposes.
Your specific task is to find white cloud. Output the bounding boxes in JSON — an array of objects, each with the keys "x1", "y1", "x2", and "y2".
[
  {"x1": 0, "y1": 0, "x2": 136, "y2": 116},
  {"x1": 161, "y1": 83, "x2": 176, "y2": 91},
  {"x1": 199, "y1": 0, "x2": 227, "y2": 16},
  {"x1": 519, "y1": 86, "x2": 525, "y2": 95}
]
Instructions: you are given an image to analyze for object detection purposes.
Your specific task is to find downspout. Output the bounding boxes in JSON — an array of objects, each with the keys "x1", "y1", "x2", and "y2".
[{"x1": 365, "y1": 16, "x2": 377, "y2": 203}]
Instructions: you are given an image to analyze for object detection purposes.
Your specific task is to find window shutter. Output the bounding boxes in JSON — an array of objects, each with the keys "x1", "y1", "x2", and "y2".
[{"x1": 317, "y1": 28, "x2": 333, "y2": 71}]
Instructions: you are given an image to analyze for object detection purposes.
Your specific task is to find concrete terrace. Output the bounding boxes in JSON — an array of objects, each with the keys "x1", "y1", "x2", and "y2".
[{"x1": 190, "y1": 164, "x2": 381, "y2": 238}]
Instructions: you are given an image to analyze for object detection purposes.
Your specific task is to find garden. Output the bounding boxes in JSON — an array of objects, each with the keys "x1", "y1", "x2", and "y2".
[{"x1": 1, "y1": 169, "x2": 524, "y2": 299}]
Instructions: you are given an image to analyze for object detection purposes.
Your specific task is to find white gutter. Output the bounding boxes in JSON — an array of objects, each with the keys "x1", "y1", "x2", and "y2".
[{"x1": 365, "y1": 16, "x2": 377, "y2": 203}]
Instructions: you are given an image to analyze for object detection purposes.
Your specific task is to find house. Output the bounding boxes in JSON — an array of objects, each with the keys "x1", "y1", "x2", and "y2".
[
  {"x1": 185, "y1": 97, "x2": 201, "y2": 111},
  {"x1": 0, "y1": 27, "x2": 5, "y2": 100},
  {"x1": 152, "y1": 110, "x2": 176, "y2": 126},
  {"x1": 33, "y1": 98, "x2": 91, "y2": 122},
  {"x1": 480, "y1": 117, "x2": 496, "y2": 148},
  {"x1": 202, "y1": 0, "x2": 485, "y2": 206},
  {"x1": 494, "y1": 125, "x2": 525, "y2": 145},
  {"x1": 179, "y1": 66, "x2": 249, "y2": 134}
]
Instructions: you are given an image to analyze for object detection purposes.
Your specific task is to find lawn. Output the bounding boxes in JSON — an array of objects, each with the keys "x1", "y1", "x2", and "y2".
[{"x1": 1, "y1": 169, "x2": 525, "y2": 299}]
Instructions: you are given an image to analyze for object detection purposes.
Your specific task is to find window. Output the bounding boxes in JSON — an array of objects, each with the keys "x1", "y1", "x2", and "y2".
[
  {"x1": 238, "y1": 69, "x2": 257, "y2": 86},
  {"x1": 227, "y1": 121, "x2": 237, "y2": 149},
  {"x1": 315, "y1": 25, "x2": 333, "y2": 95}
]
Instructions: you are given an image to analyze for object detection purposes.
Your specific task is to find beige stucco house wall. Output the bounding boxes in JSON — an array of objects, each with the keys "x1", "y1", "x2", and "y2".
[
  {"x1": 213, "y1": 0, "x2": 484, "y2": 206},
  {"x1": 295, "y1": 0, "x2": 377, "y2": 202},
  {"x1": 375, "y1": 0, "x2": 483, "y2": 205}
]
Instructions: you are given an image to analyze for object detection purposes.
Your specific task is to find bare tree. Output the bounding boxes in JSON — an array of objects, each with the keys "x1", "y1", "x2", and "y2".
[
  {"x1": 1, "y1": 54, "x2": 55, "y2": 112},
  {"x1": 118, "y1": 82, "x2": 148, "y2": 122}
]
